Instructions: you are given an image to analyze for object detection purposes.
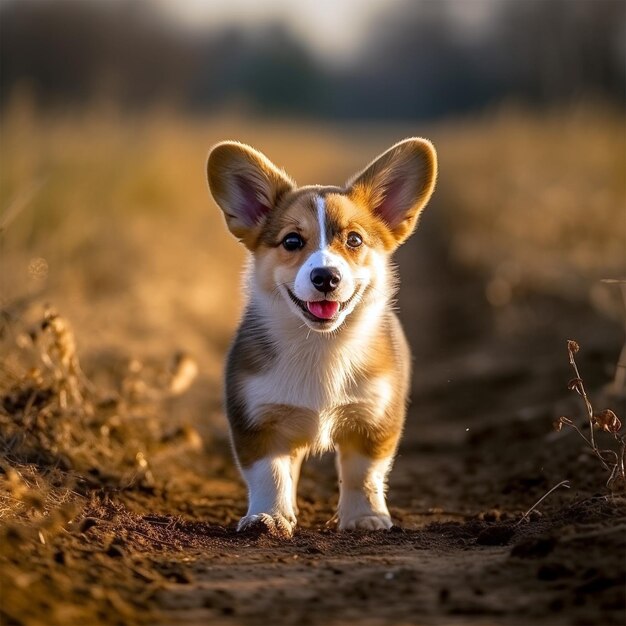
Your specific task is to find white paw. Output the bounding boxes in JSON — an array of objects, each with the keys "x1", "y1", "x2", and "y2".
[
  {"x1": 339, "y1": 513, "x2": 393, "y2": 531},
  {"x1": 237, "y1": 513, "x2": 296, "y2": 538}
]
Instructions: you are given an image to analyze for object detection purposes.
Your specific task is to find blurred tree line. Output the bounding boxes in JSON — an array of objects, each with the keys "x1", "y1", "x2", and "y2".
[{"x1": 1, "y1": 0, "x2": 624, "y2": 119}]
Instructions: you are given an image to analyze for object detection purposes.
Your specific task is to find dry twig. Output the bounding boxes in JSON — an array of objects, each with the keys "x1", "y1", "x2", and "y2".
[
  {"x1": 555, "y1": 340, "x2": 625, "y2": 490},
  {"x1": 516, "y1": 480, "x2": 571, "y2": 526}
]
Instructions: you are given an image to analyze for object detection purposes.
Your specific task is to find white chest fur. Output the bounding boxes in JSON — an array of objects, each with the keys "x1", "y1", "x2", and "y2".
[
  {"x1": 244, "y1": 335, "x2": 356, "y2": 413},
  {"x1": 241, "y1": 318, "x2": 393, "y2": 451}
]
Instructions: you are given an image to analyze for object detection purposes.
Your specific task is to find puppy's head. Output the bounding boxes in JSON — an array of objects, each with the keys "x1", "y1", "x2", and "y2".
[{"x1": 207, "y1": 138, "x2": 437, "y2": 332}]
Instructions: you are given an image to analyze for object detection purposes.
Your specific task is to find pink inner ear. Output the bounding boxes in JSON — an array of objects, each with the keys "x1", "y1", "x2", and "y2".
[
  {"x1": 236, "y1": 175, "x2": 270, "y2": 226},
  {"x1": 375, "y1": 178, "x2": 407, "y2": 228}
]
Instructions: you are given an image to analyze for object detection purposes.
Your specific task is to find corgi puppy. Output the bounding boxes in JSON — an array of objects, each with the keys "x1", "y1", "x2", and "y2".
[{"x1": 207, "y1": 138, "x2": 437, "y2": 537}]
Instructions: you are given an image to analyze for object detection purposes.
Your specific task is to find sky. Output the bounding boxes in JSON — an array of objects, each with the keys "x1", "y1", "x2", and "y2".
[
  {"x1": 0, "y1": 0, "x2": 498, "y2": 62},
  {"x1": 154, "y1": 0, "x2": 393, "y2": 60},
  {"x1": 0, "y1": 0, "x2": 497, "y2": 62},
  {"x1": 153, "y1": 0, "x2": 496, "y2": 61}
]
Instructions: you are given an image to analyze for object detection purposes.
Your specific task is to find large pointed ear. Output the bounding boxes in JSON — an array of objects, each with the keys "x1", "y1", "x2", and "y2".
[
  {"x1": 347, "y1": 138, "x2": 437, "y2": 247},
  {"x1": 207, "y1": 141, "x2": 295, "y2": 248}
]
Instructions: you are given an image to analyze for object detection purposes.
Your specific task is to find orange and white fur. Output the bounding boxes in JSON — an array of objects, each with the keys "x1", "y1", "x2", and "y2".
[{"x1": 207, "y1": 138, "x2": 437, "y2": 537}]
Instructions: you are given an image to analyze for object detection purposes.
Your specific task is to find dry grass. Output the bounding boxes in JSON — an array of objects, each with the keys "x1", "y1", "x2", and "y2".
[
  {"x1": 2, "y1": 100, "x2": 622, "y2": 335},
  {"x1": 438, "y1": 104, "x2": 625, "y2": 307},
  {"x1": 1, "y1": 97, "x2": 623, "y2": 518},
  {"x1": 0, "y1": 99, "x2": 624, "y2": 625}
]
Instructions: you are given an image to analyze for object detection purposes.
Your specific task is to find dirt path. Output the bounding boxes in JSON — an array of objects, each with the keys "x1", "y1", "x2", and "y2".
[{"x1": 138, "y1": 210, "x2": 625, "y2": 625}]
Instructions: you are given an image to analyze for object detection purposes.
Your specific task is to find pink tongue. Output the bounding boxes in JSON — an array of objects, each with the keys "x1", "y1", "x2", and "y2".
[{"x1": 307, "y1": 300, "x2": 340, "y2": 320}]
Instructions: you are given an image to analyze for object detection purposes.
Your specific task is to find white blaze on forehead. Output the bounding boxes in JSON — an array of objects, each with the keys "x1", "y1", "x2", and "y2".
[
  {"x1": 316, "y1": 195, "x2": 327, "y2": 250},
  {"x1": 293, "y1": 197, "x2": 355, "y2": 303},
  {"x1": 290, "y1": 192, "x2": 360, "y2": 326}
]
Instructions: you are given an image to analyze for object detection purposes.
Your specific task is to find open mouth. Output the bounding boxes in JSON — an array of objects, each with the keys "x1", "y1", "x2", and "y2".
[{"x1": 287, "y1": 289, "x2": 354, "y2": 324}]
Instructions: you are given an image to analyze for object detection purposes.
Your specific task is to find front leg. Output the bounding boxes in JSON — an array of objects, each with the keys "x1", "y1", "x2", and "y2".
[
  {"x1": 336, "y1": 449, "x2": 394, "y2": 531},
  {"x1": 290, "y1": 448, "x2": 306, "y2": 516},
  {"x1": 239, "y1": 455, "x2": 297, "y2": 537}
]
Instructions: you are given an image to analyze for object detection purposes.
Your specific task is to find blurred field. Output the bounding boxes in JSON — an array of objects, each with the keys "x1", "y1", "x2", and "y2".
[
  {"x1": 2, "y1": 99, "x2": 623, "y2": 338},
  {"x1": 1, "y1": 100, "x2": 623, "y2": 398},
  {"x1": 1, "y1": 101, "x2": 625, "y2": 626},
  {"x1": 438, "y1": 105, "x2": 625, "y2": 304}
]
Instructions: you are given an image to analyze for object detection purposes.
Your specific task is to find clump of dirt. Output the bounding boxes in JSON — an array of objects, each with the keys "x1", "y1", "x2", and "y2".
[
  {"x1": 1, "y1": 306, "x2": 201, "y2": 487},
  {"x1": 0, "y1": 306, "x2": 207, "y2": 626}
]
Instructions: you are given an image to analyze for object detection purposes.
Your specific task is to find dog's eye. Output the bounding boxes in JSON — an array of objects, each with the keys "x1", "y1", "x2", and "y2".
[
  {"x1": 282, "y1": 232, "x2": 304, "y2": 251},
  {"x1": 346, "y1": 232, "x2": 363, "y2": 248}
]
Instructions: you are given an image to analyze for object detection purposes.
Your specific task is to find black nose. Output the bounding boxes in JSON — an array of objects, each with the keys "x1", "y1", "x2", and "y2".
[{"x1": 310, "y1": 267, "x2": 341, "y2": 293}]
